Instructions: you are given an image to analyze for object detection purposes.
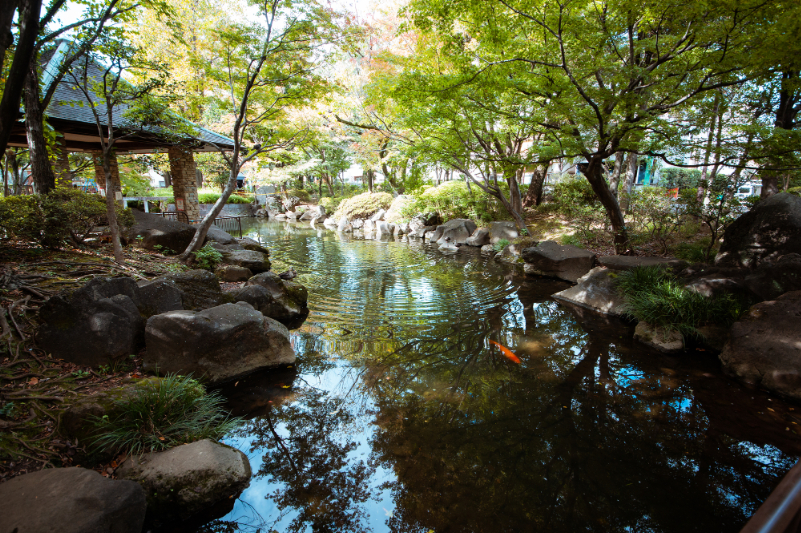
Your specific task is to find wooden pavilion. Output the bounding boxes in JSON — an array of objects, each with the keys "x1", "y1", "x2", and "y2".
[{"x1": 6, "y1": 41, "x2": 235, "y2": 221}]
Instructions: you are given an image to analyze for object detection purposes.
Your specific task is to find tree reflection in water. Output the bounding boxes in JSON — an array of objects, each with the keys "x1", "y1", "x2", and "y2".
[{"x1": 215, "y1": 222, "x2": 799, "y2": 533}]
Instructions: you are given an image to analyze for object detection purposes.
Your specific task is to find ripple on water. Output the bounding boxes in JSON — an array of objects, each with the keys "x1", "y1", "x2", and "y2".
[{"x1": 247, "y1": 225, "x2": 520, "y2": 340}]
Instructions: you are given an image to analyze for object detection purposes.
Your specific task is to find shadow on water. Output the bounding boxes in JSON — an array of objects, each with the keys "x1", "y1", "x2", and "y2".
[{"x1": 202, "y1": 221, "x2": 800, "y2": 533}]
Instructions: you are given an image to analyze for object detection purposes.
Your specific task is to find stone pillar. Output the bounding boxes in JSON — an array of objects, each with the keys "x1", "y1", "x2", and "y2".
[
  {"x1": 54, "y1": 136, "x2": 72, "y2": 188},
  {"x1": 92, "y1": 151, "x2": 123, "y2": 205},
  {"x1": 168, "y1": 146, "x2": 200, "y2": 222}
]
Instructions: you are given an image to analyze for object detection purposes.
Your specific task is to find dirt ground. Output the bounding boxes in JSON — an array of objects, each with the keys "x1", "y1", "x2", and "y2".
[{"x1": 0, "y1": 240, "x2": 188, "y2": 482}]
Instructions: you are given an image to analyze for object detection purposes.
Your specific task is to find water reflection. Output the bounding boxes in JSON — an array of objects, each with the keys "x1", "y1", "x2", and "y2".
[{"x1": 213, "y1": 221, "x2": 799, "y2": 533}]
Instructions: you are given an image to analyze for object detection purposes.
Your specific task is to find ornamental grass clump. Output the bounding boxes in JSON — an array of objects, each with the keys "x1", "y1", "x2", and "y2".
[
  {"x1": 616, "y1": 266, "x2": 746, "y2": 338},
  {"x1": 91, "y1": 375, "x2": 240, "y2": 456}
]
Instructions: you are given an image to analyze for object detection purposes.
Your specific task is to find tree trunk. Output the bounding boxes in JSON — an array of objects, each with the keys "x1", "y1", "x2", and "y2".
[
  {"x1": 367, "y1": 169, "x2": 374, "y2": 193},
  {"x1": 763, "y1": 71, "x2": 800, "y2": 199},
  {"x1": 0, "y1": 0, "x2": 41, "y2": 155},
  {"x1": 582, "y1": 158, "x2": 629, "y2": 253},
  {"x1": 0, "y1": 1, "x2": 17, "y2": 77},
  {"x1": 182, "y1": 152, "x2": 243, "y2": 258},
  {"x1": 318, "y1": 174, "x2": 322, "y2": 197},
  {"x1": 620, "y1": 153, "x2": 638, "y2": 211},
  {"x1": 522, "y1": 164, "x2": 547, "y2": 207},
  {"x1": 697, "y1": 93, "x2": 721, "y2": 204},
  {"x1": 761, "y1": 174, "x2": 779, "y2": 198},
  {"x1": 24, "y1": 67, "x2": 57, "y2": 194},
  {"x1": 608, "y1": 152, "x2": 625, "y2": 199},
  {"x1": 100, "y1": 149, "x2": 123, "y2": 262},
  {"x1": 507, "y1": 170, "x2": 523, "y2": 215}
]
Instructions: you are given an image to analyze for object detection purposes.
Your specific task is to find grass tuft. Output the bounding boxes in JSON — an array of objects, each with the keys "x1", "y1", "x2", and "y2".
[
  {"x1": 91, "y1": 374, "x2": 240, "y2": 456},
  {"x1": 616, "y1": 266, "x2": 746, "y2": 337},
  {"x1": 494, "y1": 238, "x2": 511, "y2": 252}
]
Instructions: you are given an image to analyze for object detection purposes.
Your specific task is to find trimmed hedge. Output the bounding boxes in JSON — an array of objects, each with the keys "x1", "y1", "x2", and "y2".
[{"x1": 197, "y1": 192, "x2": 254, "y2": 204}]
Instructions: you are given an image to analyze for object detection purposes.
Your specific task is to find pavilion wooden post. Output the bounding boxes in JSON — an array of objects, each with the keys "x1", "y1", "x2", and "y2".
[
  {"x1": 54, "y1": 136, "x2": 72, "y2": 188},
  {"x1": 168, "y1": 146, "x2": 200, "y2": 222},
  {"x1": 92, "y1": 150, "x2": 123, "y2": 206}
]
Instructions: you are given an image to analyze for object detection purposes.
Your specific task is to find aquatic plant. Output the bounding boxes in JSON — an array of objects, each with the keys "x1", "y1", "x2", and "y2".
[
  {"x1": 616, "y1": 266, "x2": 746, "y2": 337},
  {"x1": 91, "y1": 374, "x2": 241, "y2": 456}
]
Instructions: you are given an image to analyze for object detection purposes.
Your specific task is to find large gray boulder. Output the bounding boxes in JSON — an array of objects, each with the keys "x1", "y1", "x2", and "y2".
[
  {"x1": 220, "y1": 249, "x2": 271, "y2": 273},
  {"x1": 409, "y1": 212, "x2": 441, "y2": 231},
  {"x1": 370, "y1": 208, "x2": 386, "y2": 222},
  {"x1": 521, "y1": 240, "x2": 597, "y2": 283},
  {"x1": 37, "y1": 277, "x2": 145, "y2": 367},
  {"x1": 323, "y1": 217, "x2": 339, "y2": 229},
  {"x1": 235, "y1": 236, "x2": 270, "y2": 255},
  {"x1": 128, "y1": 210, "x2": 197, "y2": 254},
  {"x1": 488, "y1": 221, "x2": 519, "y2": 244},
  {"x1": 634, "y1": 322, "x2": 685, "y2": 354},
  {"x1": 137, "y1": 279, "x2": 184, "y2": 318},
  {"x1": 158, "y1": 269, "x2": 227, "y2": 310},
  {"x1": 200, "y1": 225, "x2": 237, "y2": 245},
  {"x1": 719, "y1": 291, "x2": 801, "y2": 400},
  {"x1": 363, "y1": 219, "x2": 376, "y2": 233},
  {"x1": 337, "y1": 217, "x2": 352, "y2": 232},
  {"x1": 377, "y1": 221, "x2": 394, "y2": 237},
  {"x1": 215, "y1": 264, "x2": 253, "y2": 282},
  {"x1": 551, "y1": 267, "x2": 627, "y2": 317},
  {"x1": 144, "y1": 302, "x2": 295, "y2": 384},
  {"x1": 301, "y1": 206, "x2": 326, "y2": 221},
  {"x1": 466, "y1": 227, "x2": 490, "y2": 247},
  {"x1": 0, "y1": 467, "x2": 146, "y2": 533},
  {"x1": 716, "y1": 193, "x2": 801, "y2": 268},
  {"x1": 435, "y1": 218, "x2": 478, "y2": 246},
  {"x1": 598, "y1": 255, "x2": 687, "y2": 271},
  {"x1": 117, "y1": 439, "x2": 251, "y2": 522},
  {"x1": 229, "y1": 272, "x2": 309, "y2": 325}
]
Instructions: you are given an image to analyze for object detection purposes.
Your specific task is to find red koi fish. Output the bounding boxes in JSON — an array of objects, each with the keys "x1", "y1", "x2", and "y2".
[{"x1": 489, "y1": 340, "x2": 521, "y2": 364}]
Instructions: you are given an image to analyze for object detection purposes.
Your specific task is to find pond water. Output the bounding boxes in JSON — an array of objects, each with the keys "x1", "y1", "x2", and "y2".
[{"x1": 202, "y1": 221, "x2": 800, "y2": 533}]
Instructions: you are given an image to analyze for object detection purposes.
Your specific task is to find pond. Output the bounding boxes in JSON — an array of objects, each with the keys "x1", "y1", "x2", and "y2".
[{"x1": 201, "y1": 220, "x2": 800, "y2": 533}]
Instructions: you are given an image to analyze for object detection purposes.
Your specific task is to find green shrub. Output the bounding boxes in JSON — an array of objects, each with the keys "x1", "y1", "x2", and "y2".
[
  {"x1": 333, "y1": 191, "x2": 393, "y2": 220},
  {"x1": 786, "y1": 186, "x2": 801, "y2": 197},
  {"x1": 319, "y1": 196, "x2": 344, "y2": 213},
  {"x1": 91, "y1": 375, "x2": 240, "y2": 456},
  {"x1": 658, "y1": 168, "x2": 701, "y2": 189},
  {"x1": 558, "y1": 234, "x2": 584, "y2": 248},
  {"x1": 742, "y1": 195, "x2": 761, "y2": 209},
  {"x1": 120, "y1": 171, "x2": 152, "y2": 197},
  {"x1": 401, "y1": 181, "x2": 512, "y2": 223},
  {"x1": 0, "y1": 190, "x2": 134, "y2": 247},
  {"x1": 624, "y1": 187, "x2": 684, "y2": 253},
  {"x1": 549, "y1": 178, "x2": 606, "y2": 244},
  {"x1": 193, "y1": 243, "x2": 223, "y2": 270},
  {"x1": 286, "y1": 188, "x2": 311, "y2": 202},
  {"x1": 197, "y1": 192, "x2": 254, "y2": 204},
  {"x1": 494, "y1": 238, "x2": 510, "y2": 252},
  {"x1": 674, "y1": 238, "x2": 714, "y2": 263},
  {"x1": 616, "y1": 266, "x2": 746, "y2": 337}
]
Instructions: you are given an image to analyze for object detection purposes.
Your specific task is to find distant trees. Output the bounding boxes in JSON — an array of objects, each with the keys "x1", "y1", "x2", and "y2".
[{"x1": 379, "y1": 0, "x2": 801, "y2": 252}]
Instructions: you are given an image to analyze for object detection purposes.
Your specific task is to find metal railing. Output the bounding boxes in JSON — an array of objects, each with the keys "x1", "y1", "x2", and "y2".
[
  {"x1": 211, "y1": 215, "x2": 243, "y2": 238},
  {"x1": 741, "y1": 460, "x2": 801, "y2": 533},
  {"x1": 150, "y1": 212, "x2": 244, "y2": 237}
]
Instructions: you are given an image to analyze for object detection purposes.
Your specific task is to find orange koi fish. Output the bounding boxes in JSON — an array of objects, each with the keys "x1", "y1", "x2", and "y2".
[{"x1": 489, "y1": 340, "x2": 521, "y2": 364}]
